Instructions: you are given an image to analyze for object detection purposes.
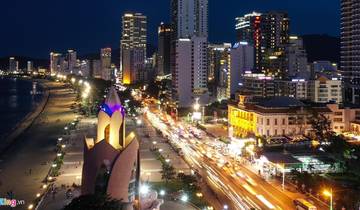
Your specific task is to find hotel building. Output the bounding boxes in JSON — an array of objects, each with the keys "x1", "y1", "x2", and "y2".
[
  {"x1": 341, "y1": 0, "x2": 360, "y2": 104},
  {"x1": 228, "y1": 95, "x2": 332, "y2": 138},
  {"x1": 120, "y1": 13, "x2": 147, "y2": 84},
  {"x1": 171, "y1": 0, "x2": 209, "y2": 108}
]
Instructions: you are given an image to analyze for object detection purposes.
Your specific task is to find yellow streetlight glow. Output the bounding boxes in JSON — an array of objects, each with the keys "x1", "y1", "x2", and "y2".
[
  {"x1": 36, "y1": 193, "x2": 41, "y2": 198},
  {"x1": 28, "y1": 204, "x2": 34, "y2": 209},
  {"x1": 323, "y1": 190, "x2": 332, "y2": 197}
]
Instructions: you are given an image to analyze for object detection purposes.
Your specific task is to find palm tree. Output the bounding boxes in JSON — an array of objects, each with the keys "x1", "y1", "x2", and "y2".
[{"x1": 161, "y1": 163, "x2": 176, "y2": 184}]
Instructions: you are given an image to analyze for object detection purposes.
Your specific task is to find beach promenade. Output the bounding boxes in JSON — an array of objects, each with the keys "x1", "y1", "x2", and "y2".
[{"x1": 0, "y1": 80, "x2": 77, "y2": 210}]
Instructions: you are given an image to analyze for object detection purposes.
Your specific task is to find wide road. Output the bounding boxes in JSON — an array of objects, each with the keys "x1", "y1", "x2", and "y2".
[{"x1": 144, "y1": 108, "x2": 328, "y2": 210}]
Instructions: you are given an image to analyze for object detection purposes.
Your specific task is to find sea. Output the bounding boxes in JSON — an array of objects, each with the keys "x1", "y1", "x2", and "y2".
[{"x1": 0, "y1": 77, "x2": 44, "y2": 138}]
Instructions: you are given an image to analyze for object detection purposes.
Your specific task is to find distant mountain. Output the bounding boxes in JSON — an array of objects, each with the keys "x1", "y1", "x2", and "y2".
[
  {"x1": 0, "y1": 56, "x2": 48, "y2": 70},
  {"x1": 302, "y1": 34, "x2": 340, "y2": 63}
]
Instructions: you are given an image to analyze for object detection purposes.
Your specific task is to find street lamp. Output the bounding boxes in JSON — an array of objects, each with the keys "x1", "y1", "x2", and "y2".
[
  {"x1": 180, "y1": 194, "x2": 188, "y2": 202},
  {"x1": 140, "y1": 184, "x2": 150, "y2": 195},
  {"x1": 223, "y1": 205, "x2": 229, "y2": 210},
  {"x1": 159, "y1": 190, "x2": 166, "y2": 196},
  {"x1": 323, "y1": 189, "x2": 333, "y2": 210}
]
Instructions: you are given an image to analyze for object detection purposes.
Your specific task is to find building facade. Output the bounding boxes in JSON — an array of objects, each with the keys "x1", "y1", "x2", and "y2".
[
  {"x1": 208, "y1": 43, "x2": 232, "y2": 100},
  {"x1": 157, "y1": 23, "x2": 172, "y2": 76},
  {"x1": 327, "y1": 103, "x2": 360, "y2": 133},
  {"x1": 286, "y1": 36, "x2": 309, "y2": 79},
  {"x1": 101, "y1": 48, "x2": 112, "y2": 81},
  {"x1": 236, "y1": 12, "x2": 290, "y2": 78},
  {"x1": 308, "y1": 75, "x2": 343, "y2": 104},
  {"x1": 50, "y1": 53, "x2": 62, "y2": 74},
  {"x1": 120, "y1": 13, "x2": 147, "y2": 84},
  {"x1": 171, "y1": 0, "x2": 209, "y2": 108},
  {"x1": 341, "y1": 0, "x2": 360, "y2": 104},
  {"x1": 228, "y1": 42, "x2": 254, "y2": 98},
  {"x1": 228, "y1": 95, "x2": 332, "y2": 138}
]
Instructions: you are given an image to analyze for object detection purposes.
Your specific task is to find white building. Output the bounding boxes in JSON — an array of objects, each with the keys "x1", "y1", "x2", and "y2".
[
  {"x1": 174, "y1": 0, "x2": 208, "y2": 38},
  {"x1": 327, "y1": 103, "x2": 360, "y2": 133},
  {"x1": 286, "y1": 36, "x2": 309, "y2": 79},
  {"x1": 172, "y1": 39, "x2": 193, "y2": 107},
  {"x1": 228, "y1": 42, "x2": 254, "y2": 98},
  {"x1": 27, "y1": 61, "x2": 33, "y2": 74},
  {"x1": 171, "y1": 0, "x2": 209, "y2": 107},
  {"x1": 67, "y1": 50, "x2": 77, "y2": 74},
  {"x1": 308, "y1": 75, "x2": 342, "y2": 104}
]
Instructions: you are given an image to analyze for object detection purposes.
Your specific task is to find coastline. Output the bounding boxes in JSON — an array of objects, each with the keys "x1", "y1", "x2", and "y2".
[
  {"x1": 0, "y1": 80, "x2": 77, "y2": 210},
  {"x1": 0, "y1": 78, "x2": 50, "y2": 154}
]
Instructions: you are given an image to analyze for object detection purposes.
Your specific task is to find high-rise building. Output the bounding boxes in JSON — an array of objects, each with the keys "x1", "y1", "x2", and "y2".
[
  {"x1": 286, "y1": 36, "x2": 309, "y2": 79},
  {"x1": 67, "y1": 50, "x2": 77, "y2": 74},
  {"x1": 157, "y1": 23, "x2": 172, "y2": 76},
  {"x1": 27, "y1": 61, "x2": 33, "y2": 74},
  {"x1": 208, "y1": 43, "x2": 232, "y2": 99},
  {"x1": 260, "y1": 12, "x2": 290, "y2": 79},
  {"x1": 50, "y1": 52, "x2": 62, "y2": 74},
  {"x1": 101, "y1": 48, "x2": 112, "y2": 81},
  {"x1": 341, "y1": 0, "x2": 360, "y2": 104},
  {"x1": 171, "y1": 0, "x2": 208, "y2": 38},
  {"x1": 236, "y1": 12, "x2": 262, "y2": 71},
  {"x1": 79, "y1": 60, "x2": 90, "y2": 77},
  {"x1": 9, "y1": 57, "x2": 18, "y2": 72},
  {"x1": 91, "y1": 59, "x2": 102, "y2": 79},
  {"x1": 120, "y1": 13, "x2": 147, "y2": 84},
  {"x1": 236, "y1": 11, "x2": 290, "y2": 78},
  {"x1": 171, "y1": 0, "x2": 209, "y2": 107},
  {"x1": 228, "y1": 42, "x2": 254, "y2": 98}
]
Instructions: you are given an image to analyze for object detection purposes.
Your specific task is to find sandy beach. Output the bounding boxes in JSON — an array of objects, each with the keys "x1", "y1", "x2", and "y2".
[{"x1": 0, "y1": 80, "x2": 77, "y2": 210}]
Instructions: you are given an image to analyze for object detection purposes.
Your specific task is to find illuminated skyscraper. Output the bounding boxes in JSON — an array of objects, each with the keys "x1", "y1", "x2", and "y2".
[
  {"x1": 50, "y1": 52, "x2": 62, "y2": 74},
  {"x1": 9, "y1": 57, "x2": 18, "y2": 72},
  {"x1": 208, "y1": 43, "x2": 232, "y2": 99},
  {"x1": 341, "y1": 0, "x2": 360, "y2": 104},
  {"x1": 27, "y1": 61, "x2": 33, "y2": 74},
  {"x1": 235, "y1": 12, "x2": 290, "y2": 78},
  {"x1": 67, "y1": 50, "x2": 77, "y2": 74},
  {"x1": 236, "y1": 12, "x2": 262, "y2": 71},
  {"x1": 120, "y1": 13, "x2": 147, "y2": 84}
]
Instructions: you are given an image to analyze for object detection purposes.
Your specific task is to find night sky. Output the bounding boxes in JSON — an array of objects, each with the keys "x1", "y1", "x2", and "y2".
[{"x1": 0, "y1": 0, "x2": 339, "y2": 58}]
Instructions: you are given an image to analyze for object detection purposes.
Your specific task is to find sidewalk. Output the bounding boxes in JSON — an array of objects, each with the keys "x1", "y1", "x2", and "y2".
[{"x1": 37, "y1": 117, "x2": 96, "y2": 210}]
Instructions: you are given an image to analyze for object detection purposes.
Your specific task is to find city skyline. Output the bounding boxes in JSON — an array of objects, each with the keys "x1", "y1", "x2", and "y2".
[{"x1": 0, "y1": 0, "x2": 339, "y2": 58}]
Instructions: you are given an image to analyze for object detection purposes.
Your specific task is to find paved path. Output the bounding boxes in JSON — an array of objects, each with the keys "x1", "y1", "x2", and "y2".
[
  {"x1": 37, "y1": 117, "x2": 96, "y2": 210},
  {"x1": 0, "y1": 81, "x2": 77, "y2": 210}
]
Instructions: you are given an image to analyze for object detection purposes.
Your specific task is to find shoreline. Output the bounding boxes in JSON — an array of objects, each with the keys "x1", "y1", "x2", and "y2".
[
  {"x1": 0, "y1": 80, "x2": 78, "y2": 210},
  {"x1": 0, "y1": 78, "x2": 50, "y2": 154}
]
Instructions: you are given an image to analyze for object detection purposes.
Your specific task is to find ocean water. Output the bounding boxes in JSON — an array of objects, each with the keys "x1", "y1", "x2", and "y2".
[{"x1": 0, "y1": 77, "x2": 44, "y2": 138}]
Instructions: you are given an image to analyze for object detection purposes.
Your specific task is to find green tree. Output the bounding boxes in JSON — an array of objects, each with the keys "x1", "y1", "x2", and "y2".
[
  {"x1": 63, "y1": 194, "x2": 129, "y2": 210},
  {"x1": 308, "y1": 112, "x2": 332, "y2": 142},
  {"x1": 161, "y1": 163, "x2": 176, "y2": 184}
]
